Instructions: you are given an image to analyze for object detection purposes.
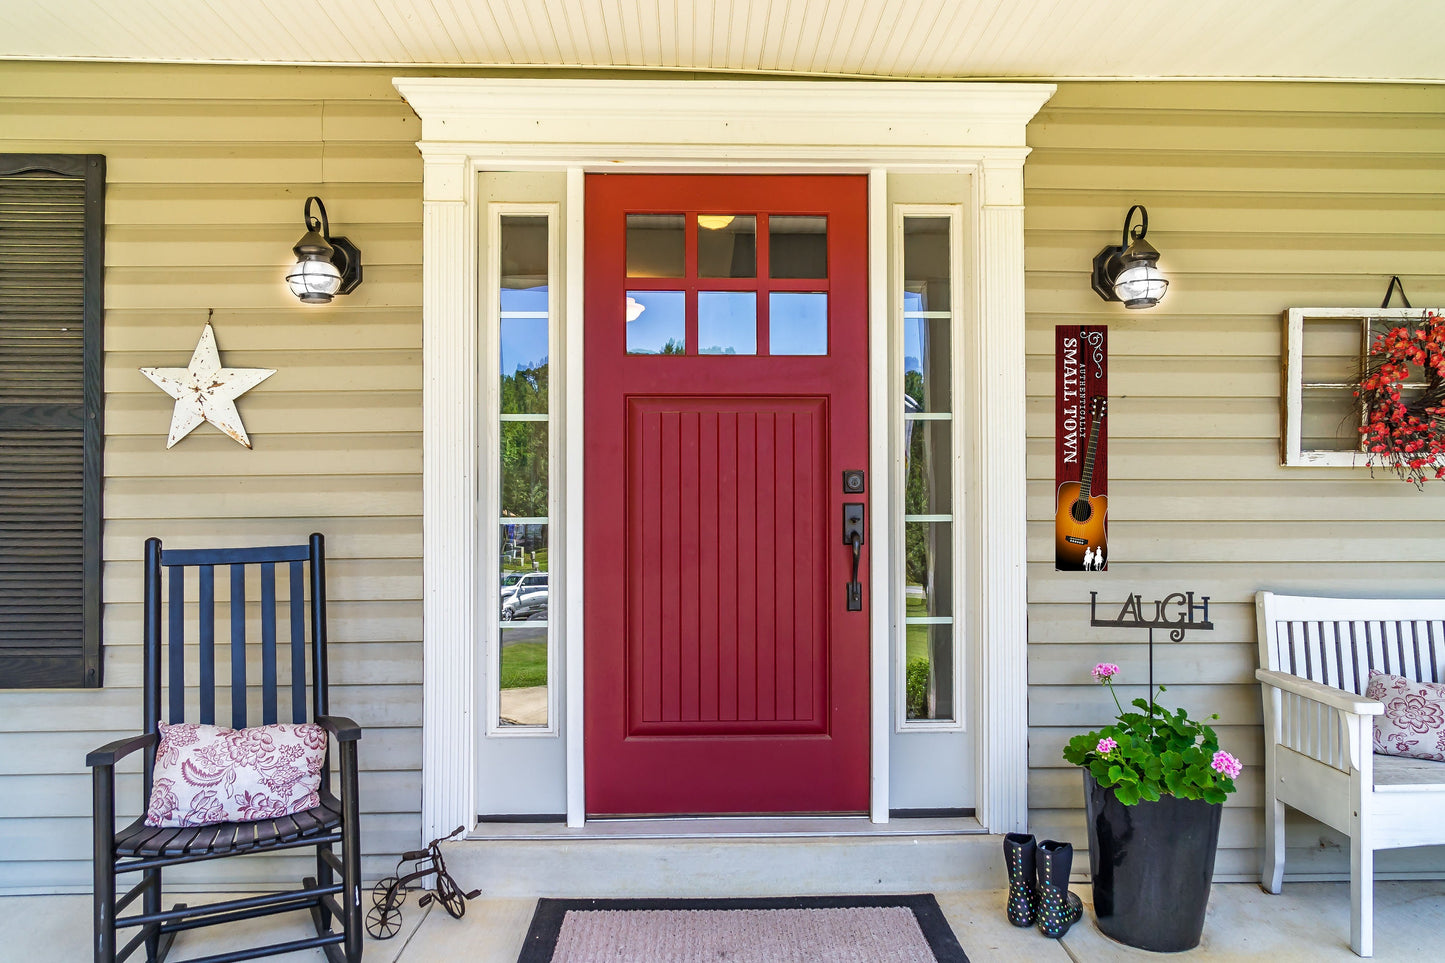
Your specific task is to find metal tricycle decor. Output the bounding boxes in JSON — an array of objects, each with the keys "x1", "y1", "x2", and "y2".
[{"x1": 366, "y1": 826, "x2": 481, "y2": 939}]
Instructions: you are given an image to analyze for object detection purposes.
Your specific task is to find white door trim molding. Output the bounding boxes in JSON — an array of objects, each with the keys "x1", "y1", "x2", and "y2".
[{"x1": 398, "y1": 78, "x2": 1052, "y2": 839}]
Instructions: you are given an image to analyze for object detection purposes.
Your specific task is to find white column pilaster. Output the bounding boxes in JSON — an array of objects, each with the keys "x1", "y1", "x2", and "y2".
[
  {"x1": 421, "y1": 153, "x2": 478, "y2": 842},
  {"x1": 969, "y1": 158, "x2": 1030, "y2": 834}
]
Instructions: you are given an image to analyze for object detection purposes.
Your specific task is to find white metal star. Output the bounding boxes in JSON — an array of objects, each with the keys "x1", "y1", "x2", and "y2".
[{"x1": 140, "y1": 322, "x2": 275, "y2": 449}]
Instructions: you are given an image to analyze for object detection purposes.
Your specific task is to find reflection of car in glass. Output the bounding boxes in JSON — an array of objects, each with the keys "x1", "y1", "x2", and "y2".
[
  {"x1": 501, "y1": 585, "x2": 548, "y2": 621},
  {"x1": 500, "y1": 572, "x2": 548, "y2": 620}
]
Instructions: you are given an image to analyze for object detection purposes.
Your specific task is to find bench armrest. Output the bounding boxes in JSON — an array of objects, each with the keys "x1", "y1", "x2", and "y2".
[
  {"x1": 317, "y1": 714, "x2": 362, "y2": 743},
  {"x1": 86, "y1": 731, "x2": 158, "y2": 768},
  {"x1": 1256, "y1": 668, "x2": 1384, "y2": 716}
]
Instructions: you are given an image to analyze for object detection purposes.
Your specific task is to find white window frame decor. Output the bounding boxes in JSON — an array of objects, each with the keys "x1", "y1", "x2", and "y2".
[
  {"x1": 396, "y1": 77, "x2": 1053, "y2": 839},
  {"x1": 484, "y1": 203, "x2": 560, "y2": 738},
  {"x1": 892, "y1": 204, "x2": 966, "y2": 733},
  {"x1": 1282, "y1": 307, "x2": 1429, "y2": 467}
]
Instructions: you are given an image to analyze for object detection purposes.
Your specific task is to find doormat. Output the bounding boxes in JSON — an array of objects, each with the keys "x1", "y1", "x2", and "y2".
[{"x1": 516, "y1": 894, "x2": 968, "y2": 963}]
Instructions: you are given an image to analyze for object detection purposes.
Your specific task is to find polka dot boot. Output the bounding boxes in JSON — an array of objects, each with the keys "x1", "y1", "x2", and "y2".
[
  {"x1": 1003, "y1": 832, "x2": 1038, "y2": 927},
  {"x1": 1036, "y1": 838, "x2": 1084, "y2": 939}
]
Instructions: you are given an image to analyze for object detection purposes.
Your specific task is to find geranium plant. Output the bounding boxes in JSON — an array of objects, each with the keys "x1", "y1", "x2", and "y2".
[
  {"x1": 1062, "y1": 663, "x2": 1241, "y2": 806},
  {"x1": 1355, "y1": 309, "x2": 1445, "y2": 488}
]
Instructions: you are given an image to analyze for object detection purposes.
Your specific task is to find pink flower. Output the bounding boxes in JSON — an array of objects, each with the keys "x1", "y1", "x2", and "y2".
[
  {"x1": 1096, "y1": 737, "x2": 1117, "y2": 754},
  {"x1": 1211, "y1": 750, "x2": 1242, "y2": 780},
  {"x1": 1092, "y1": 663, "x2": 1121, "y2": 683}
]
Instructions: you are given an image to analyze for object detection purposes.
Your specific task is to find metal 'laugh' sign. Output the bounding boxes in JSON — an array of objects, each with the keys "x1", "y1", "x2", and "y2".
[{"x1": 1090, "y1": 590, "x2": 1215, "y2": 698}]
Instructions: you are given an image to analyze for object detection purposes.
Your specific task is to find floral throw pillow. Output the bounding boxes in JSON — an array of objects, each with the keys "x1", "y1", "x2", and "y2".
[
  {"x1": 1365, "y1": 671, "x2": 1445, "y2": 762},
  {"x1": 145, "y1": 722, "x2": 327, "y2": 827}
]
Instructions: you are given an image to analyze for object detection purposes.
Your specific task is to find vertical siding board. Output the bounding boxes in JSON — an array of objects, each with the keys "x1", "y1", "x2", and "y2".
[{"x1": 1026, "y1": 81, "x2": 1445, "y2": 880}]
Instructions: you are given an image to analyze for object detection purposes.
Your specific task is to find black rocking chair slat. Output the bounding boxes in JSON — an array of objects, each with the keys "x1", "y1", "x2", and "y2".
[
  {"x1": 289, "y1": 808, "x2": 323, "y2": 836},
  {"x1": 114, "y1": 817, "x2": 166, "y2": 855},
  {"x1": 163, "y1": 826, "x2": 204, "y2": 856},
  {"x1": 91, "y1": 534, "x2": 363, "y2": 962},
  {"x1": 184, "y1": 823, "x2": 226, "y2": 855},
  {"x1": 276, "y1": 812, "x2": 306, "y2": 842},
  {"x1": 232, "y1": 820, "x2": 260, "y2": 850},
  {"x1": 147, "y1": 826, "x2": 188, "y2": 856}
]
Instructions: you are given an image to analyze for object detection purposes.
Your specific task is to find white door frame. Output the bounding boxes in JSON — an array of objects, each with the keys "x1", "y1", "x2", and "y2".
[{"x1": 396, "y1": 77, "x2": 1053, "y2": 838}]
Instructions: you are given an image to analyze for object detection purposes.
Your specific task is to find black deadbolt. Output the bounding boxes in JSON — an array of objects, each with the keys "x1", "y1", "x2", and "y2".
[{"x1": 842, "y1": 470, "x2": 865, "y2": 493}]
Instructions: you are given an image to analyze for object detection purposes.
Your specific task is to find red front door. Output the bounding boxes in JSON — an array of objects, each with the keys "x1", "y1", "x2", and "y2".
[{"x1": 584, "y1": 174, "x2": 870, "y2": 815}]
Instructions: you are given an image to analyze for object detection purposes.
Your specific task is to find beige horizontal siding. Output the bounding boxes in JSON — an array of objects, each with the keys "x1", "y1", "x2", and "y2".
[
  {"x1": 1024, "y1": 80, "x2": 1445, "y2": 883},
  {"x1": 0, "y1": 61, "x2": 423, "y2": 891}
]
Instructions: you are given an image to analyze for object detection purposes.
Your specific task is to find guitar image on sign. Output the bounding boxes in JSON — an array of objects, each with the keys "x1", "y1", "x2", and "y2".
[{"x1": 1055, "y1": 396, "x2": 1107, "y2": 571}]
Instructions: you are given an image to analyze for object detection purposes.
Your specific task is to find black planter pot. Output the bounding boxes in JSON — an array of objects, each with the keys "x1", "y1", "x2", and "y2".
[{"x1": 1082, "y1": 770, "x2": 1223, "y2": 952}]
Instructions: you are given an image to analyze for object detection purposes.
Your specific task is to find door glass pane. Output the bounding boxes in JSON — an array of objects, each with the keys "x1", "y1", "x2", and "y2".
[
  {"x1": 698, "y1": 291, "x2": 757, "y2": 355},
  {"x1": 905, "y1": 623, "x2": 956, "y2": 723},
  {"x1": 769, "y1": 292, "x2": 828, "y2": 355},
  {"x1": 501, "y1": 318, "x2": 549, "y2": 414},
  {"x1": 904, "y1": 419, "x2": 952, "y2": 515},
  {"x1": 626, "y1": 214, "x2": 685, "y2": 278},
  {"x1": 626, "y1": 290, "x2": 686, "y2": 355},
  {"x1": 769, "y1": 215, "x2": 828, "y2": 278},
  {"x1": 499, "y1": 624, "x2": 548, "y2": 727},
  {"x1": 500, "y1": 422, "x2": 548, "y2": 517},
  {"x1": 903, "y1": 316, "x2": 951, "y2": 411},
  {"x1": 905, "y1": 521, "x2": 953, "y2": 619},
  {"x1": 698, "y1": 214, "x2": 756, "y2": 278}
]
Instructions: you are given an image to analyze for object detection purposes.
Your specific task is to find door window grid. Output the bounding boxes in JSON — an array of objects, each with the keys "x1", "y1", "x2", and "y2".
[
  {"x1": 897, "y1": 209, "x2": 962, "y2": 730},
  {"x1": 490, "y1": 207, "x2": 557, "y2": 735},
  {"x1": 624, "y1": 212, "x2": 829, "y2": 356}
]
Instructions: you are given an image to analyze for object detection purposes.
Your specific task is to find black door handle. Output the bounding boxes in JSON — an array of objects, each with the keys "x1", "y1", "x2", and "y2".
[{"x1": 843, "y1": 503, "x2": 864, "y2": 611}]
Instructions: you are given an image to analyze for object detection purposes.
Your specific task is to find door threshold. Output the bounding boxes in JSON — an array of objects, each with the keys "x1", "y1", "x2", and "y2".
[{"x1": 467, "y1": 813, "x2": 986, "y2": 841}]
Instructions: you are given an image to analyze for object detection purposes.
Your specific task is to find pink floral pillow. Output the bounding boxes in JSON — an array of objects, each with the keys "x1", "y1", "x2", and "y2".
[
  {"x1": 145, "y1": 722, "x2": 327, "y2": 827},
  {"x1": 1365, "y1": 671, "x2": 1445, "y2": 762}
]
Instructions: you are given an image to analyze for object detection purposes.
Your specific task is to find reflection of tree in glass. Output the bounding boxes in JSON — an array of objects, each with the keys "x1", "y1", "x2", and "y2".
[
  {"x1": 904, "y1": 366, "x2": 932, "y2": 598},
  {"x1": 501, "y1": 360, "x2": 549, "y2": 518},
  {"x1": 501, "y1": 422, "x2": 548, "y2": 517},
  {"x1": 502, "y1": 359, "x2": 548, "y2": 414},
  {"x1": 661, "y1": 338, "x2": 685, "y2": 355},
  {"x1": 904, "y1": 366, "x2": 925, "y2": 409}
]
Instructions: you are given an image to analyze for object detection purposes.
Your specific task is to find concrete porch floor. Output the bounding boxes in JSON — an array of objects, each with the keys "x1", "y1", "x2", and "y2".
[{"x1": 6, "y1": 880, "x2": 1444, "y2": 962}]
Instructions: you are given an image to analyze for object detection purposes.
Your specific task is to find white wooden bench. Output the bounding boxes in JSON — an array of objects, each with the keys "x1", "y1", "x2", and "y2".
[{"x1": 1256, "y1": 591, "x2": 1445, "y2": 957}]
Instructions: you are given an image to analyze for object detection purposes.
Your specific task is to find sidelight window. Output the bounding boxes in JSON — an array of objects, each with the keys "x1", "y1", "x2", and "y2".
[
  {"x1": 488, "y1": 208, "x2": 557, "y2": 734},
  {"x1": 896, "y1": 210, "x2": 961, "y2": 729}
]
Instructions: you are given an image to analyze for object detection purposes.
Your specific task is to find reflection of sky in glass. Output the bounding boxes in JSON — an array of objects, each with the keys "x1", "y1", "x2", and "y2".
[
  {"x1": 903, "y1": 291, "x2": 925, "y2": 373},
  {"x1": 501, "y1": 285, "x2": 550, "y2": 375},
  {"x1": 502, "y1": 318, "x2": 549, "y2": 375},
  {"x1": 699, "y1": 291, "x2": 756, "y2": 355},
  {"x1": 626, "y1": 290, "x2": 685, "y2": 354},
  {"x1": 769, "y1": 292, "x2": 827, "y2": 355},
  {"x1": 501, "y1": 286, "x2": 549, "y2": 313}
]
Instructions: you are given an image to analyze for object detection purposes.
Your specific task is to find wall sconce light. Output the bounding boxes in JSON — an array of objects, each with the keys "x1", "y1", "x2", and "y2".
[
  {"x1": 285, "y1": 196, "x2": 362, "y2": 304},
  {"x1": 1091, "y1": 204, "x2": 1167, "y2": 309}
]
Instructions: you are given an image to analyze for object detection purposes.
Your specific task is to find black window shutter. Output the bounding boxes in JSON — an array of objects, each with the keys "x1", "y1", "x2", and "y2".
[{"x1": 0, "y1": 154, "x2": 104, "y2": 688}]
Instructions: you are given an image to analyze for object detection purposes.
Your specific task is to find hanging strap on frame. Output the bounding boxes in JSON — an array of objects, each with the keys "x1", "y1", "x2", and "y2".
[{"x1": 1381, "y1": 275, "x2": 1412, "y2": 309}]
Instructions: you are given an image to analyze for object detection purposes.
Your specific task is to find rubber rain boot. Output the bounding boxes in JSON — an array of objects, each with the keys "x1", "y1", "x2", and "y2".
[
  {"x1": 1003, "y1": 832, "x2": 1038, "y2": 927},
  {"x1": 1036, "y1": 839, "x2": 1084, "y2": 938}
]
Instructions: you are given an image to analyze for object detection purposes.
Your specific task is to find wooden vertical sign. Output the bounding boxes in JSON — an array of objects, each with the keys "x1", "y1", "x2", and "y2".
[{"x1": 1055, "y1": 325, "x2": 1108, "y2": 571}]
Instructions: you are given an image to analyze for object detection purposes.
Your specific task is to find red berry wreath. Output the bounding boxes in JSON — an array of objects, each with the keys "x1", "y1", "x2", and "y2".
[{"x1": 1355, "y1": 310, "x2": 1445, "y2": 488}]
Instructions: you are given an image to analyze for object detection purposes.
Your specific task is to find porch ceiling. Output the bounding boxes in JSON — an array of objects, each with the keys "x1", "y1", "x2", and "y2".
[{"x1": 0, "y1": 0, "x2": 1441, "y2": 83}]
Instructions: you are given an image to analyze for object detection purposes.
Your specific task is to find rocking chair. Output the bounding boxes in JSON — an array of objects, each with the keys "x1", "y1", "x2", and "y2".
[{"x1": 88, "y1": 534, "x2": 363, "y2": 962}]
